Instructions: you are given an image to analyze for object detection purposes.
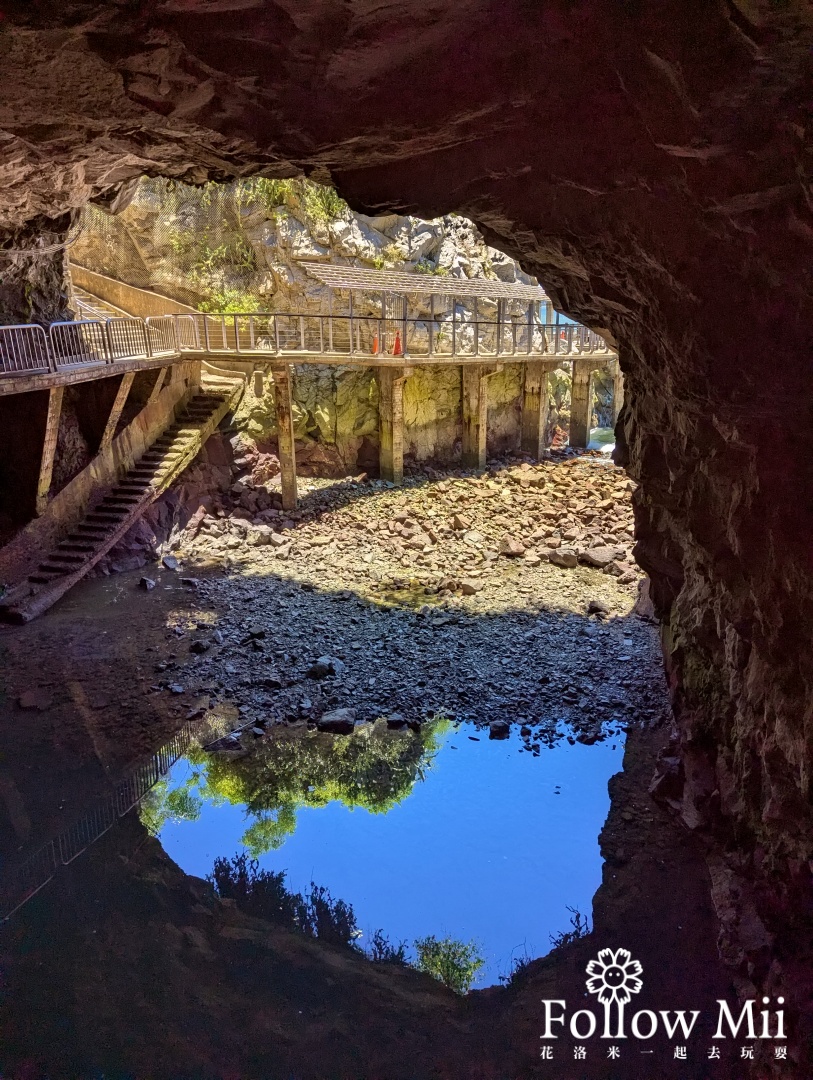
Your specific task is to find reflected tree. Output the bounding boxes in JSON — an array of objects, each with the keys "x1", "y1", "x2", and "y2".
[{"x1": 140, "y1": 716, "x2": 450, "y2": 855}]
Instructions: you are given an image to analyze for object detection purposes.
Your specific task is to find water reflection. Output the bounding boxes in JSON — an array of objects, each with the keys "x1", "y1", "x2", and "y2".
[
  {"x1": 142, "y1": 717, "x2": 450, "y2": 854},
  {"x1": 153, "y1": 722, "x2": 625, "y2": 984}
]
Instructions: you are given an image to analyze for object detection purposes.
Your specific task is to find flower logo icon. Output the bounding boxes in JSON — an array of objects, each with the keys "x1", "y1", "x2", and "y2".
[{"x1": 586, "y1": 949, "x2": 643, "y2": 1036}]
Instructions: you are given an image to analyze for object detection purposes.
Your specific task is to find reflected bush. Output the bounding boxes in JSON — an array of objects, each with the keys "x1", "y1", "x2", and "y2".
[
  {"x1": 548, "y1": 905, "x2": 591, "y2": 948},
  {"x1": 211, "y1": 852, "x2": 299, "y2": 924},
  {"x1": 367, "y1": 929, "x2": 409, "y2": 966},
  {"x1": 210, "y1": 853, "x2": 360, "y2": 948},
  {"x1": 413, "y1": 935, "x2": 485, "y2": 994}
]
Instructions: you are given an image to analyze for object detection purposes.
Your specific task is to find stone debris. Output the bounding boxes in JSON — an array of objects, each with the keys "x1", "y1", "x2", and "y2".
[
  {"x1": 317, "y1": 708, "x2": 357, "y2": 735},
  {"x1": 156, "y1": 452, "x2": 669, "y2": 755}
]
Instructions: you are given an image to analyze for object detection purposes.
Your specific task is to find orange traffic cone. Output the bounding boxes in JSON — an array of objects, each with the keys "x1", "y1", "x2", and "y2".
[
  {"x1": 372, "y1": 333, "x2": 379, "y2": 355},
  {"x1": 392, "y1": 331, "x2": 402, "y2": 356}
]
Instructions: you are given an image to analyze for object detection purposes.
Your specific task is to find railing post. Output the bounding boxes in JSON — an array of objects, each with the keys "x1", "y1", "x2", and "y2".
[
  {"x1": 299, "y1": 315, "x2": 305, "y2": 351},
  {"x1": 452, "y1": 296, "x2": 457, "y2": 356},
  {"x1": 234, "y1": 315, "x2": 241, "y2": 354},
  {"x1": 428, "y1": 295, "x2": 435, "y2": 357},
  {"x1": 203, "y1": 316, "x2": 210, "y2": 353}
]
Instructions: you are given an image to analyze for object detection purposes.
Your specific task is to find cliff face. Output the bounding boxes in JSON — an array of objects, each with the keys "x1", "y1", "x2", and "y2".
[
  {"x1": 71, "y1": 178, "x2": 575, "y2": 469},
  {"x1": 2, "y1": 0, "x2": 813, "y2": 1063}
]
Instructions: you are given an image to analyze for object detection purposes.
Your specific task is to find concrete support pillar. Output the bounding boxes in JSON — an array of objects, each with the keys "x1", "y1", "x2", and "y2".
[
  {"x1": 570, "y1": 358, "x2": 593, "y2": 449},
  {"x1": 378, "y1": 366, "x2": 410, "y2": 485},
  {"x1": 147, "y1": 366, "x2": 168, "y2": 406},
  {"x1": 611, "y1": 362, "x2": 625, "y2": 427},
  {"x1": 520, "y1": 360, "x2": 550, "y2": 459},
  {"x1": 272, "y1": 364, "x2": 297, "y2": 510},
  {"x1": 461, "y1": 364, "x2": 489, "y2": 470},
  {"x1": 100, "y1": 371, "x2": 135, "y2": 452},
  {"x1": 36, "y1": 386, "x2": 64, "y2": 516}
]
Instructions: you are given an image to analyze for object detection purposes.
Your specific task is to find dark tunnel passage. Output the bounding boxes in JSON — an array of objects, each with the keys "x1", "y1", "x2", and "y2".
[{"x1": 0, "y1": 1, "x2": 811, "y2": 1076}]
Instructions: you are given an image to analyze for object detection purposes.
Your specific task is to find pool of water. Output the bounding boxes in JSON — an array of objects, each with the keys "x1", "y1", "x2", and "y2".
[{"x1": 154, "y1": 724, "x2": 624, "y2": 986}]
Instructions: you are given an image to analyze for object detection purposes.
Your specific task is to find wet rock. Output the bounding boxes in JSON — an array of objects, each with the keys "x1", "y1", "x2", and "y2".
[
  {"x1": 317, "y1": 707, "x2": 357, "y2": 734},
  {"x1": 306, "y1": 655, "x2": 346, "y2": 679},
  {"x1": 139, "y1": 577, "x2": 156, "y2": 591},
  {"x1": 162, "y1": 555, "x2": 180, "y2": 571},
  {"x1": 489, "y1": 719, "x2": 510, "y2": 739},
  {"x1": 190, "y1": 640, "x2": 210, "y2": 654}
]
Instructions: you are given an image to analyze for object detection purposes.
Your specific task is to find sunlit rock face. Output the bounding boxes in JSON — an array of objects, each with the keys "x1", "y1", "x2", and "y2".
[{"x1": 2, "y1": 0, "x2": 813, "y2": 1048}]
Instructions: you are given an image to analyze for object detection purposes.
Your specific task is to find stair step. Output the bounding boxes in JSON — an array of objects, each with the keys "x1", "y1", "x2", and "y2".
[
  {"x1": 49, "y1": 553, "x2": 87, "y2": 564},
  {"x1": 36, "y1": 565, "x2": 69, "y2": 577},
  {"x1": 28, "y1": 573, "x2": 59, "y2": 584},
  {"x1": 58, "y1": 543, "x2": 96, "y2": 553},
  {"x1": 103, "y1": 495, "x2": 142, "y2": 504}
]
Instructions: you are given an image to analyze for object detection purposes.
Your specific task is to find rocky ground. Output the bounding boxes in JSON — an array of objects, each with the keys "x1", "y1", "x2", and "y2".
[{"x1": 141, "y1": 449, "x2": 667, "y2": 753}]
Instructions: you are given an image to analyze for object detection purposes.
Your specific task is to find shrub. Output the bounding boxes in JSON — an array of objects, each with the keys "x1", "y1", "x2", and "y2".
[
  {"x1": 367, "y1": 929, "x2": 409, "y2": 965},
  {"x1": 209, "y1": 854, "x2": 360, "y2": 948},
  {"x1": 297, "y1": 882, "x2": 360, "y2": 947},
  {"x1": 414, "y1": 257, "x2": 448, "y2": 276},
  {"x1": 549, "y1": 906, "x2": 591, "y2": 948},
  {"x1": 210, "y1": 852, "x2": 300, "y2": 924},
  {"x1": 413, "y1": 934, "x2": 484, "y2": 994},
  {"x1": 499, "y1": 948, "x2": 534, "y2": 988}
]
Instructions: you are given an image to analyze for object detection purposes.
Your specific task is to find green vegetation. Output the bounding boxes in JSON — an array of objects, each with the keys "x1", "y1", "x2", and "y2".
[
  {"x1": 413, "y1": 934, "x2": 485, "y2": 994},
  {"x1": 140, "y1": 717, "x2": 450, "y2": 856},
  {"x1": 210, "y1": 854, "x2": 479, "y2": 988},
  {"x1": 237, "y1": 176, "x2": 347, "y2": 223},
  {"x1": 197, "y1": 287, "x2": 262, "y2": 314},
  {"x1": 414, "y1": 257, "x2": 449, "y2": 276}
]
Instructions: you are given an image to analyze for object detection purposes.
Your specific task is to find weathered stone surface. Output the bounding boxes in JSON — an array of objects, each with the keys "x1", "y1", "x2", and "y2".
[
  {"x1": 316, "y1": 707, "x2": 356, "y2": 734},
  {"x1": 548, "y1": 549, "x2": 578, "y2": 569},
  {"x1": 2, "y1": 0, "x2": 813, "y2": 1061}
]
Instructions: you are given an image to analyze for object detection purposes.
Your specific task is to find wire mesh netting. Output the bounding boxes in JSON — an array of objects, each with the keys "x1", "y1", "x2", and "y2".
[{"x1": 72, "y1": 178, "x2": 263, "y2": 311}]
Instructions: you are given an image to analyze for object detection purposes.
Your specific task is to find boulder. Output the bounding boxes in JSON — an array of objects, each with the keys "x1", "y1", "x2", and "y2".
[
  {"x1": 580, "y1": 546, "x2": 615, "y2": 569},
  {"x1": 317, "y1": 708, "x2": 357, "y2": 735},
  {"x1": 549, "y1": 548, "x2": 578, "y2": 569},
  {"x1": 499, "y1": 535, "x2": 526, "y2": 557}
]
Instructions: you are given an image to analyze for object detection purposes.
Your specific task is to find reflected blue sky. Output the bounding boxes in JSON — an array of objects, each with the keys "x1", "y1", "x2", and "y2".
[{"x1": 159, "y1": 729, "x2": 624, "y2": 985}]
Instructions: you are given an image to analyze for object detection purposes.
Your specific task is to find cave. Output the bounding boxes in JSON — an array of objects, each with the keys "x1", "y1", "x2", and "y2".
[{"x1": 0, "y1": 2, "x2": 811, "y2": 1078}]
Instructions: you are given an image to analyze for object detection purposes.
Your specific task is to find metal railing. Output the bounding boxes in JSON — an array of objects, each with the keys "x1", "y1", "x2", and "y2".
[
  {"x1": 0, "y1": 720, "x2": 195, "y2": 921},
  {"x1": 0, "y1": 311, "x2": 614, "y2": 378},
  {"x1": 0, "y1": 324, "x2": 52, "y2": 374},
  {"x1": 0, "y1": 316, "x2": 181, "y2": 376},
  {"x1": 166, "y1": 312, "x2": 612, "y2": 360}
]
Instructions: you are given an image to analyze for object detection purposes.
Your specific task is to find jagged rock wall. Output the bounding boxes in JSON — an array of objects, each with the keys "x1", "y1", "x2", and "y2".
[
  {"x1": 1, "y1": 1, "x2": 813, "y2": 1068},
  {"x1": 71, "y1": 179, "x2": 566, "y2": 470}
]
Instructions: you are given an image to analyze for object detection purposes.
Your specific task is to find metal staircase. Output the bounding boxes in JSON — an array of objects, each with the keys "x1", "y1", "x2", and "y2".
[{"x1": 0, "y1": 390, "x2": 234, "y2": 623}]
